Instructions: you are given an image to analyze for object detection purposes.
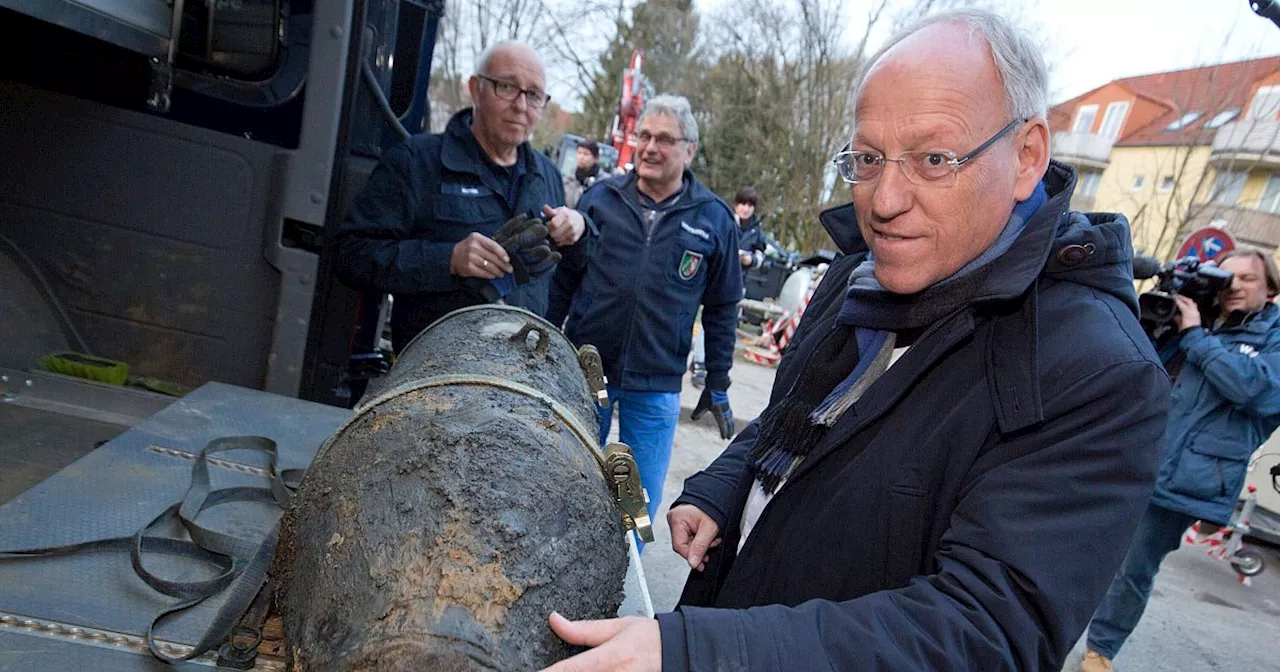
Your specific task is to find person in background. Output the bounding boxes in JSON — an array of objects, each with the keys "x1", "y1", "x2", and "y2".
[
  {"x1": 334, "y1": 41, "x2": 589, "y2": 351},
  {"x1": 1081, "y1": 249, "x2": 1280, "y2": 672},
  {"x1": 564, "y1": 138, "x2": 603, "y2": 208},
  {"x1": 733, "y1": 187, "x2": 767, "y2": 271},
  {"x1": 548, "y1": 95, "x2": 742, "y2": 543},
  {"x1": 690, "y1": 186, "x2": 767, "y2": 388}
]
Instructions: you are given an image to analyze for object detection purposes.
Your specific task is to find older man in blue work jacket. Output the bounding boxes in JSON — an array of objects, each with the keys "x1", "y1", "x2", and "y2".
[
  {"x1": 547, "y1": 95, "x2": 743, "y2": 540},
  {"x1": 335, "y1": 41, "x2": 589, "y2": 351}
]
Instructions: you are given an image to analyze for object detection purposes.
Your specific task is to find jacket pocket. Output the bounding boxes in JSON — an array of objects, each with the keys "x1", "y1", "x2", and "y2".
[
  {"x1": 676, "y1": 308, "x2": 693, "y2": 356},
  {"x1": 882, "y1": 485, "x2": 929, "y2": 586},
  {"x1": 432, "y1": 181, "x2": 507, "y2": 230},
  {"x1": 1168, "y1": 436, "x2": 1250, "y2": 502},
  {"x1": 667, "y1": 224, "x2": 716, "y2": 285}
]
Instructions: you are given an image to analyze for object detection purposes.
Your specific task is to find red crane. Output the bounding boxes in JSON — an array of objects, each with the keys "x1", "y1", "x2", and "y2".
[{"x1": 609, "y1": 50, "x2": 646, "y2": 169}]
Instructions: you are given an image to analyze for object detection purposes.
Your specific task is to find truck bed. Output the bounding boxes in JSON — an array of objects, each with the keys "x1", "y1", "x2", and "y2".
[
  {"x1": 0, "y1": 403, "x2": 123, "y2": 505},
  {"x1": 0, "y1": 381, "x2": 348, "y2": 669}
]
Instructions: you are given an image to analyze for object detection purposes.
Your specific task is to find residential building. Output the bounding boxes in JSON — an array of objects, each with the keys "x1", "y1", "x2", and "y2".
[{"x1": 1049, "y1": 56, "x2": 1280, "y2": 260}]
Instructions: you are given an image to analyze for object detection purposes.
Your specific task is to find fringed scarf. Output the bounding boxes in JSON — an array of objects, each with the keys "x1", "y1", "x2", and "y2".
[{"x1": 748, "y1": 183, "x2": 1048, "y2": 493}]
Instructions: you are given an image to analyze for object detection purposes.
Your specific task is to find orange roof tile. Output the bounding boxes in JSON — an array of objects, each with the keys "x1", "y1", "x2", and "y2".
[{"x1": 1048, "y1": 56, "x2": 1280, "y2": 147}]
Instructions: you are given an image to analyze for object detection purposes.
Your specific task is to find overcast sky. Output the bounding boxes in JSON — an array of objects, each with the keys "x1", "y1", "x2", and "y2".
[{"x1": 692, "y1": 0, "x2": 1280, "y2": 103}]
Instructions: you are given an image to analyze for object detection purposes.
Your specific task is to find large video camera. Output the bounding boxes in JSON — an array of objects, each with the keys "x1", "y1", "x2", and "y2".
[{"x1": 1134, "y1": 255, "x2": 1234, "y2": 339}]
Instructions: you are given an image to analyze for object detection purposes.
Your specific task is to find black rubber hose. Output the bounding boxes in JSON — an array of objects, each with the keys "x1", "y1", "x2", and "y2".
[
  {"x1": 361, "y1": 60, "x2": 410, "y2": 141},
  {"x1": 0, "y1": 233, "x2": 92, "y2": 354}
]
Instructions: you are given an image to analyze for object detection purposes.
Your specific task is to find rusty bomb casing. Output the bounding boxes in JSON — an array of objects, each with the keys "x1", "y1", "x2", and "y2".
[{"x1": 273, "y1": 305, "x2": 628, "y2": 671}]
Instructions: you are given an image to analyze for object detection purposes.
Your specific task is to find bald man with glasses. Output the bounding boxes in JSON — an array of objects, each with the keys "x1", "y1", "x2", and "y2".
[
  {"x1": 336, "y1": 41, "x2": 590, "y2": 351},
  {"x1": 542, "y1": 10, "x2": 1166, "y2": 672}
]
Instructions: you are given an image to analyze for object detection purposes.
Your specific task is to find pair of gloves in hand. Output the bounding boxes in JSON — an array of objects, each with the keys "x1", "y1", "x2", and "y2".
[
  {"x1": 471, "y1": 214, "x2": 561, "y2": 303},
  {"x1": 692, "y1": 387, "x2": 735, "y2": 440}
]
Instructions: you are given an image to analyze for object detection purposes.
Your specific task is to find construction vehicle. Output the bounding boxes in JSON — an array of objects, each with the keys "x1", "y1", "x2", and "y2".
[
  {"x1": 0, "y1": 0, "x2": 454, "y2": 666},
  {"x1": 608, "y1": 49, "x2": 646, "y2": 169}
]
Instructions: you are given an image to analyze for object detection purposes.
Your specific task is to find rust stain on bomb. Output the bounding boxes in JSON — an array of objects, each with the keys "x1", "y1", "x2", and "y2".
[{"x1": 432, "y1": 518, "x2": 523, "y2": 630}]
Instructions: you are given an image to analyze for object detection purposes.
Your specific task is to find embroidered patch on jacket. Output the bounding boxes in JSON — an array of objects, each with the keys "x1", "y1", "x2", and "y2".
[{"x1": 679, "y1": 250, "x2": 704, "y2": 280}]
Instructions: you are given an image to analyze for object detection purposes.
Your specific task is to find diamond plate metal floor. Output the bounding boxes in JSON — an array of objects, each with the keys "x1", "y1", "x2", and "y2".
[
  {"x1": 0, "y1": 403, "x2": 124, "y2": 505},
  {"x1": 0, "y1": 383, "x2": 348, "y2": 669}
]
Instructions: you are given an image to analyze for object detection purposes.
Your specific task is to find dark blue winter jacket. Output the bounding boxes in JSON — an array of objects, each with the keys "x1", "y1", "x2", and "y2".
[
  {"x1": 737, "y1": 214, "x2": 767, "y2": 259},
  {"x1": 658, "y1": 162, "x2": 1168, "y2": 671},
  {"x1": 547, "y1": 170, "x2": 742, "y2": 392},
  {"x1": 334, "y1": 109, "x2": 585, "y2": 350},
  {"x1": 1150, "y1": 302, "x2": 1280, "y2": 523}
]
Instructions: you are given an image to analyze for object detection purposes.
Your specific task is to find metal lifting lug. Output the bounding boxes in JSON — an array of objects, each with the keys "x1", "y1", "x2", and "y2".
[
  {"x1": 604, "y1": 442, "x2": 653, "y2": 542},
  {"x1": 510, "y1": 322, "x2": 551, "y2": 360},
  {"x1": 577, "y1": 345, "x2": 609, "y2": 406}
]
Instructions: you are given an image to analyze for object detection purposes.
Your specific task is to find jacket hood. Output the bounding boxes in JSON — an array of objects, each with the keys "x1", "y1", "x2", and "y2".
[
  {"x1": 992, "y1": 160, "x2": 1141, "y2": 316},
  {"x1": 820, "y1": 161, "x2": 1139, "y2": 315}
]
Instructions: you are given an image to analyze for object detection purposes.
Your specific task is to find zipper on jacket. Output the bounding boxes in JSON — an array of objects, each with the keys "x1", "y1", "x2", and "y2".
[
  {"x1": 605, "y1": 180, "x2": 707, "y2": 383},
  {"x1": 618, "y1": 207, "x2": 664, "y2": 379}
]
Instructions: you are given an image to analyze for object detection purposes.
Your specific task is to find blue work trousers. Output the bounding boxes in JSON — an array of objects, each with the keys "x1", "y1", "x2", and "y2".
[
  {"x1": 598, "y1": 386, "x2": 681, "y2": 551},
  {"x1": 1086, "y1": 502, "x2": 1197, "y2": 659}
]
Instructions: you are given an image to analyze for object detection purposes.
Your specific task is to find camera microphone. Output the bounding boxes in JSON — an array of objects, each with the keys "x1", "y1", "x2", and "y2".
[{"x1": 1132, "y1": 255, "x2": 1163, "y2": 280}]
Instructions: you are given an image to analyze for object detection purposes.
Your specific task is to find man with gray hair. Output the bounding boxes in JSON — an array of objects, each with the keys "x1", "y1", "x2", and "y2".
[
  {"x1": 547, "y1": 95, "x2": 743, "y2": 547},
  {"x1": 543, "y1": 9, "x2": 1166, "y2": 671},
  {"x1": 335, "y1": 41, "x2": 588, "y2": 351}
]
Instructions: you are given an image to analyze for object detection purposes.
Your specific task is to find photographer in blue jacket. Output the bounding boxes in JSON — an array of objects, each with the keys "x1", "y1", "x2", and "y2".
[{"x1": 1082, "y1": 248, "x2": 1280, "y2": 672}]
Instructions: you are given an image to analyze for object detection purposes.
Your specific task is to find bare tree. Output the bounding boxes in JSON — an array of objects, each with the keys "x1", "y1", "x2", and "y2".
[
  {"x1": 686, "y1": 0, "x2": 867, "y2": 252},
  {"x1": 431, "y1": 0, "x2": 628, "y2": 128}
]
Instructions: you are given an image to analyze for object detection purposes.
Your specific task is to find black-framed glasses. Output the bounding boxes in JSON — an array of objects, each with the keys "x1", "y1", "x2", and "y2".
[
  {"x1": 476, "y1": 74, "x2": 551, "y2": 109},
  {"x1": 832, "y1": 118, "x2": 1027, "y2": 187},
  {"x1": 631, "y1": 131, "x2": 688, "y2": 149}
]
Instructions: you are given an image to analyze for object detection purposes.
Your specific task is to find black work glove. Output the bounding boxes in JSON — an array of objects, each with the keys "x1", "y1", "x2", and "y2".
[
  {"x1": 493, "y1": 214, "x2": 560, "y2": 283},
  {"x1": 691, "y1": 387, "x2": 735, "y2": 439},
  {"x1": 468, "y1": 215, "x2": 562, "y2": 302}
]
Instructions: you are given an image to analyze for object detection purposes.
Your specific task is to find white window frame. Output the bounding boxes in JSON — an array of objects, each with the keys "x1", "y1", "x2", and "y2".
[
  {"x1": 1260, "y1": 173, "x2": 1280, "y2": 213},
  {"x1": 1131, "y1": 175, "x2": 1146, "y2": 192},
  {"x1": 1205, "y1": 108, "x2": 1240, "y2": 129},
  {"x1": 1211, "y1": 170, "x2": 1247, "y2": 205},
  {"x1": 1248, "y1": 85, "x2": 1280, "y2": 120},
  {"x1": 1165, "y1": 111, "x2": 1202, "y2": 131},
  {"x1": 1078, "y1": 172, "x2": 1102, "y2": 198},
  {"x1": 1098, "y1": 102, "x2": 1129, "y2": 140},
  {"x1": 1073, "y1": 104, "x2": 1099, "y2": 133},
  {"x1": 1159, "y1": 176, "x2": 1175, "y2": 192}
]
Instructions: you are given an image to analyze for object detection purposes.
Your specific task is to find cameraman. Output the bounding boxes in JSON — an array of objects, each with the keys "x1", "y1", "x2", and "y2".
[{"x1": 1082, "y1": 249, "x2": 1280, "y2": 672}]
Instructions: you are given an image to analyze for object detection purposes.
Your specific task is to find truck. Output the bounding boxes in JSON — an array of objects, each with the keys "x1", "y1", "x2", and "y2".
[
  {"x1": 0, "y1": 0, "x2": 442, "y2": 464},
  {"x1": 0, "y1": 0, "x2": 451, "y2": 667}
]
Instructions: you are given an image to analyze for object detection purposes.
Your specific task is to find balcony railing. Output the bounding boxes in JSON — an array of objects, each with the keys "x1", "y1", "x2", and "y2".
[
  {"x1": 1051, "y1": 132, "x2": 1114, "y2": 169},
  {"x1": 1186, "y1": 205, "x2": 1280, "y2": 251},
  {"x1": 1209, "y1": 120, "x2": 1280, "y2": 167}
]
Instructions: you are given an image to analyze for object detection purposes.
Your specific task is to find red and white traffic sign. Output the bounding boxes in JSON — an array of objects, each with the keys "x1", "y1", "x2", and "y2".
[{"x1": 1177, "y1": 226, "x2": 1236, "y2": 262}]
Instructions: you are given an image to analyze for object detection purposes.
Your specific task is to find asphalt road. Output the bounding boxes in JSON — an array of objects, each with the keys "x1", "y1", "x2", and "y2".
[{"x1": 618, "y1": 358, "x2": 1280, "y2": 671}]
